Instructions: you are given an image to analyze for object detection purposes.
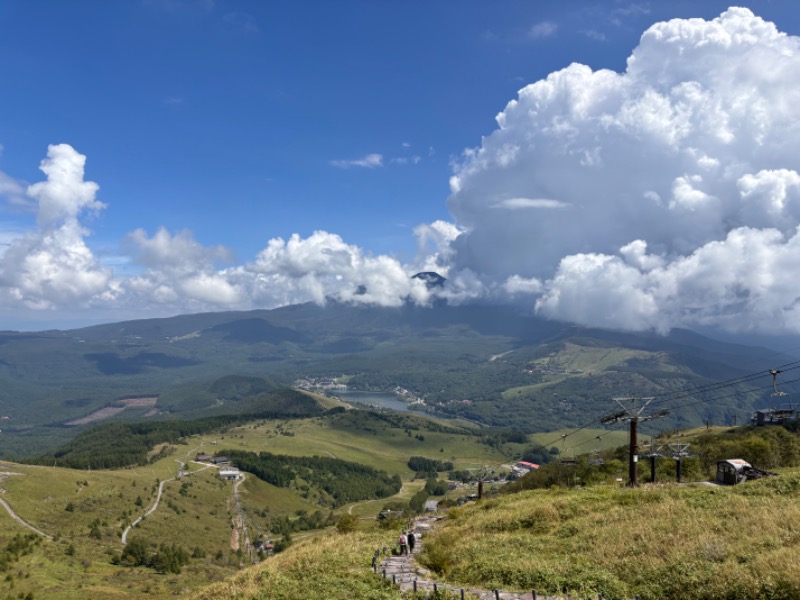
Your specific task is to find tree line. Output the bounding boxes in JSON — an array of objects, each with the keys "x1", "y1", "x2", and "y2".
[
  {"x1": 27, "y1": 390, "x2": 323, "y2": 470},
  {"x1": 506, "y1": 422, "x2": 800, "y2": 492},
  {"x1": 224, "y1": 450, "x2": 402, "y2": 507}
]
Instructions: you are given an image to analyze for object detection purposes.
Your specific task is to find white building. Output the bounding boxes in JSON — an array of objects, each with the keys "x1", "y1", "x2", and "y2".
[{"x1": 219, "y1": 466, "x2": 241, "y2": 481}]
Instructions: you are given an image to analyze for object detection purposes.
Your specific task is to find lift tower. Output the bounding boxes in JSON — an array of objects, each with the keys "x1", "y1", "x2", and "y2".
[{"x1": 600, "y1": 397, "x2": 669, "y2": 487}]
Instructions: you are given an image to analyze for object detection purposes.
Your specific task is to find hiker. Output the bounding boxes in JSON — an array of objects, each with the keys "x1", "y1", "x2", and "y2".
[
  {"x1": 399, "y1": 531, "x2": 407, "y2": 556},
  {"x1": 407, "y1": 531, "x2": 416, "y2": 554}
]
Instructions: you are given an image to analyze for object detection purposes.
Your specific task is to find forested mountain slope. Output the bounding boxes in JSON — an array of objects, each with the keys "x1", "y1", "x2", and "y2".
[{"x1": 0, "y1": 302, "x2": 793, "y2": 457}]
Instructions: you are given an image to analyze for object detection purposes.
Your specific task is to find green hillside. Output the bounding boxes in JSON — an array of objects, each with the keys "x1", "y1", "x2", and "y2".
[
  {"x1": 190, "y1": 423, "x2": 800, "y2": 600},
  {"x1": 0, "y1": 407, "x2": 519, "y2": 599},
  {"x1": 0, "y1": 302, "x2": 792, "y2": 459}
]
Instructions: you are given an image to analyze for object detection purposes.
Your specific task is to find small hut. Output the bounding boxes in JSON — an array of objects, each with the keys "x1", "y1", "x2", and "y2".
[
  {"x1": 218, "y1": 466, "x2": 241, "y2": 481},
  {"x1": 716, "y1": 459, "x2": 751, "y2": 485}
]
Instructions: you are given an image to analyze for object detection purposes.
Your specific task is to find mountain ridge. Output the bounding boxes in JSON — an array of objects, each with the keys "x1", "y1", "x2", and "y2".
[{"x1": 0, "y1": 301, "x2": 795, "y2": 458}]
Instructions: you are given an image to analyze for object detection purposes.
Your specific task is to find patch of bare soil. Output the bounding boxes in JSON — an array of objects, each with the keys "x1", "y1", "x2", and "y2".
[{"x1": 64, "y1": 396, "x2": 159, "y2": 426}]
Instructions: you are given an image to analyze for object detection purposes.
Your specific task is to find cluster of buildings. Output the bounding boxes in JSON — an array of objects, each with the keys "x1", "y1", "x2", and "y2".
[
  {"x1": 511, "y1": 461, "x2": 540, "y2": 477},
  {"x1": 294, "y1": 377, "x2": 348, "y2": 392},
  {"x1": 194, "y1": 453, "x2": 241, "y2": 481}
]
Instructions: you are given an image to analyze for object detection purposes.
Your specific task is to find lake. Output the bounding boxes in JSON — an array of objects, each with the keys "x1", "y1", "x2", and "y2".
[{"x1": 335, "y1": 390, "x2": 411, "y2": 412}]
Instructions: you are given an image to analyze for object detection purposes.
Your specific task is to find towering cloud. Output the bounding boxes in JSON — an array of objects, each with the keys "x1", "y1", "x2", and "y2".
[
  {"x1": 447, "y1": 7, "x2": 800, "y2": 334},
  {"x1": 0, "y1": 144, "x2": 111, "y2": 310},
  {"x1": 4, "y1": 8, "x2": 800, "y2": 335}
]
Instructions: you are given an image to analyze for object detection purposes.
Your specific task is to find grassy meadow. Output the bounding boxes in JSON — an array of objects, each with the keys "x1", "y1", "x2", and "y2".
[
  {"x1": 529, "y1": 428, "x2": 634, "y2": 458},
  {"x1": 418, "y1": 472, "x2": 800, "y2": 600},
  {"x1": 187, "y1": 469, "x2": 800, "y2": 600},
  {"x1": 215, "y1": 411, "x2": 507, "y2": 478},
  {"x1": 8, "y1": 409, "x2": 800, "y2": 600},
  {"x1": 192, "y1": 530, "x2": 403, "y2": 600},
  {"x1": 0, "y1": 451, "x2": 248, "y2": 599},
  {"x1": 0, "y1": 408, "x2": 515, "y2": 598}
]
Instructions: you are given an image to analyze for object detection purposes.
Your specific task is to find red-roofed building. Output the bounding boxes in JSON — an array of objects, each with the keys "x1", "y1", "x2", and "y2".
[{"x1": 512, "y1": 461, "x2": 540, "y2": 476}]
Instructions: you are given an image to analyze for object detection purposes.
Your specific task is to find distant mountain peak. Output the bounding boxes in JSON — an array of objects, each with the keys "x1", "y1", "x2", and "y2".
[{"x1": 412, "y1": 271, "x2": 446, "y2": 289}]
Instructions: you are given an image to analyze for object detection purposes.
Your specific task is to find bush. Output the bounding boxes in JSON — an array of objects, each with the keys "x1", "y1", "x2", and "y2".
[{"x1": 336, "y1": 514, "x2": 358, "y2": 533}]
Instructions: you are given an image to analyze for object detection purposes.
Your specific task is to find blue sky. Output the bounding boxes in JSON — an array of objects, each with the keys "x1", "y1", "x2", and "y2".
[{"x1": 2, "y1": 2, "x2": 800, "y2": 332}]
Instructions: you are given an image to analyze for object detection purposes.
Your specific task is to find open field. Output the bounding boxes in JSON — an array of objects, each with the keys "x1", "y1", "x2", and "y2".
[{"x1": 208, "y1": 411, "x2": 508, "y2": 478}]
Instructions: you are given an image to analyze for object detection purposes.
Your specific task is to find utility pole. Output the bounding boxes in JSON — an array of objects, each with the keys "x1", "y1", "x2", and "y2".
[
  {"x1": 666, "y1": 443, "x2": 691, "y2": 483},
  {"x1": 600, "y1": 398, "x2": 669, "y2": 487},
  {"x1": 642, "y1": 439, "x2": 663, "y2": 483}
]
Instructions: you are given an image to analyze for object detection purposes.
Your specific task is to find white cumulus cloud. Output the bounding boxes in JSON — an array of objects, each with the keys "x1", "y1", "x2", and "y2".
[
  {"x1": 0, "y1": 144, "x2": 110, "y2": 310},
  {"x1": 6, "y1": 8, "x2": 800, "y2": 336},
  {"x1": 445, "y1": 7, "x2": 800, "y2": 334}
]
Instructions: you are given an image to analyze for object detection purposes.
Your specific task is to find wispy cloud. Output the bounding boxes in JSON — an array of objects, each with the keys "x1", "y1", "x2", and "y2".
[
  {"x1": 583, "y1": 29, "x2": 607, "y2": 41},
  {"x1": 0, "y1": 172, "x2": 29, "y2": 208},
  {"x1": 613, "y1": 3, "x2": 650, "y2": 18},
  {"x1": 611, "y1": 3, "x2": 650, "y2": 27},
  {"x1": 330, "y1": 153, "x2": 383, "y2": 169},
  {"x1": 390, "y1": 155, "x2": 421, "y2": 165},
  {"x1": 164, "y1": 96, "x2": 184, "y2": 105},
  {"x1": 527, "y1": 21, "x2": 557, "y2": 40}
]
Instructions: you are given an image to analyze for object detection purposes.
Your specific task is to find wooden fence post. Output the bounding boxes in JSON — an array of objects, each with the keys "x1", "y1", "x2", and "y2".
[{"x1": 532, "y1": 590, "x2": 537, "y2": 600}]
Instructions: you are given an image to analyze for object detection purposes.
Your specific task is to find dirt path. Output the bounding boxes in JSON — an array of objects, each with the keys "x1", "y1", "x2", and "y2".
[
  {"x1": 348, "y1": 498, "x2": 379, "y2": 515},
  {"x1": 0, "y1": 469, "x2": 52, "y2": 540},
  {"x1": 229, "y1": 474, "x2": 253, "y2": 561},
  {"x1": 0, "y1": 495, "x2": 52, "y2": 540},
  {"x1": 121, "y1": 462, "x2": 212, "y2": 545},
  {"x1": 378, "y1": 516, "x2": 560, "y2": 600}
]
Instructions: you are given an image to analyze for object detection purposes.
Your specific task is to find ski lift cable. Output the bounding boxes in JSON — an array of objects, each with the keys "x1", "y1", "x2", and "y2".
[
  {"x1": 646, "y1": 362, "x2": 800, "y2": 409},
  {"x1": 647, "y1": 366, "x2": 800, "y2": 407},
  {"x1": 528, "y1": 360, "x2": 800, "y2": 455},
  {"x1": 658, "y1": 374, "x2": 800, "y2": 415},
  {"x1": 561, "y1": 422, "x2": 627, "y2": 454}
]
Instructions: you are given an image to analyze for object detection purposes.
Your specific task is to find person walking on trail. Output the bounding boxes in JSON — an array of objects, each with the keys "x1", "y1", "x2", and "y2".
[
  {"x1": 407, "y1": 531, "x2": 416, "y2": 554},
  {"x1": 399, "y1": 531, "x2": 408, "y2": 556}
]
